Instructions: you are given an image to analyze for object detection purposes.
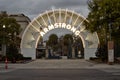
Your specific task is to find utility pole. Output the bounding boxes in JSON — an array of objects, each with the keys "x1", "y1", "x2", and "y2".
[{"x1": 108, "y1": 22, "x2": 114, "y2": 65}]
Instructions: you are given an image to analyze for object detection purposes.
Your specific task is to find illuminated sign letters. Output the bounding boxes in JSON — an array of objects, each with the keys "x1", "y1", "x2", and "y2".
[{"x1": 40, "y1": 23, "x2": 80, "y2": 36}]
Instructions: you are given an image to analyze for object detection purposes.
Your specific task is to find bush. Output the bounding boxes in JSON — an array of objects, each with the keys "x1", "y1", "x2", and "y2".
[
  {"x1": 23, "y1": 57, "x2": 32, "y2": 60},
  {"x1": 95, "y1": 45, "x2": 108, "y2": 62},
  {"x1": 6, "y1": 45, "x2": 24, "y2": 62},
  {"x1": 6, "y1": 53, "x2": 23, "y2": 62}
]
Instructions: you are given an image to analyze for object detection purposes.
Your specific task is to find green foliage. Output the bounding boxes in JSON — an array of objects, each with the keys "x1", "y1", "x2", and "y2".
[
  {"x1": 47, "y1": 34, "x2": 58, "y2": 46},
  {"x1": 6, "y1": 44, "x2": 23, "y2": 61},
  {"x1": 46, "y1": 34, "x2": 58, "y2": 51},
  {"x1": 95, "y1": 44, "x2": 108, "y2": 62},
  {"x1": 0, "y1": 12, "x2": 22, "y2": 61},
  {"x1": 0, "y1": 12, "x2": 21, "y2": 45},
  {"x1": 63, "y1": 34, "x2": 73, "y2": 46},
  {"x1": 86, "y1": 0, "x2": 120, "y2": 60},
  {"x1": 0, "y1": 11, "x2": 8, "y2": 19},
  {"x1": 87, "y1": 0, "x2": 120, "y2": 43}
]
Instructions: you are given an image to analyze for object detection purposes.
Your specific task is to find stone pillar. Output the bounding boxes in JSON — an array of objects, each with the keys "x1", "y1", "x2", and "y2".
[
  {"x1": 84, "y1": 48, "x2": 96, "y2": 60},
  {"x1": 22, "y1": 48, "x2": 36, "y2": 60}
]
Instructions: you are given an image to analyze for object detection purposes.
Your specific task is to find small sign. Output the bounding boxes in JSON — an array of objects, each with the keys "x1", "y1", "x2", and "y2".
[
  {"x1": 108, "y1": 50, "x2": 114, "y2": 62},
  {"x1": 108, "y1": 41, "x2": 114, "y2": 64}
]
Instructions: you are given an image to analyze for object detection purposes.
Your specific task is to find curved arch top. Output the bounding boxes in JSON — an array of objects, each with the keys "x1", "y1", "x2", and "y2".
[{"x1": 21, "y1": 9, "x2": 99, "y2": 60}]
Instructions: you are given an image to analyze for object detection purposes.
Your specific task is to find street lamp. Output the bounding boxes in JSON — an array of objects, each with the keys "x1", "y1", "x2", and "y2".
[
  {"x1": 2, "y1": 25, "x2": 6, "y2": 56},
  {"x1": 3, "y1": 25, "x2": 8, "y2": 68},
  {"x1": 3, "y1": 25, "x2": 6, "y2": 28}
]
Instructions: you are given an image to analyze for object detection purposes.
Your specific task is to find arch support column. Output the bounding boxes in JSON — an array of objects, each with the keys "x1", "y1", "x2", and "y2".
[
  {"x1": 21, "y1": 48, "x2": 36, "y2": 60},
  {"x1": 84, "y1": 48, "x2": 96, "y2": 60}
]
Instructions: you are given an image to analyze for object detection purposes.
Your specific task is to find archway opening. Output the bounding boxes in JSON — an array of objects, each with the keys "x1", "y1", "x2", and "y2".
[{"x1": 36, "y1": 28, "x2": 84, "y2": 59}]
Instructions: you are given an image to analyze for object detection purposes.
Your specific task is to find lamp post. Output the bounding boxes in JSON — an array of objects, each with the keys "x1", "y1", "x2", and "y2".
[
  {"x1": 3, "y1": 25, "x2": 8, "y2": 69},
  {"x1": 2, "y1": 25, "x2": 6, "y2": 56}
]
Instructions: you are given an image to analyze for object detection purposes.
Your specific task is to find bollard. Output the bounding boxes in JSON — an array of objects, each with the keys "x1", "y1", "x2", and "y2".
[{"x1": 5, "y1": 57, "x2": 8, "y2": 69}]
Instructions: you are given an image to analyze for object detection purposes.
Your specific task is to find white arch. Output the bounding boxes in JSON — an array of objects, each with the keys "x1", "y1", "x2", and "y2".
[{"x1": 21, "y1": 9, "x2": 99, "y2": 60}]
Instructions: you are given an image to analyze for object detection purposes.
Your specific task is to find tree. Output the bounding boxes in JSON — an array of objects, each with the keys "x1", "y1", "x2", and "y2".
[
  {"x1": 0, "y1": 12, "x2": 21, "y2": 46},
  {"x1": 6, "y1": 44, "x2": 23, "y2": 62},
  {"x1": 0, "y1": 12, "x2": 22, "y2": 60},
  {"x1": 86, "y1": 0, "x2": 120, "y2": 61},
  {"x1": 47, "y1": 34, "x2": 58, "y2": 46},
  {"x1": 63, "y1": 34, "x2": 73, "y2": 58},
  {"x1": 46, "y1": 34, "x2": 58, "y2": 51},
  {"x1": 63, "y1": 34, "x2": 73, "y2": 46},
  {"x1": 86, "y1": 0, "x2": 120, "y2": 44}
]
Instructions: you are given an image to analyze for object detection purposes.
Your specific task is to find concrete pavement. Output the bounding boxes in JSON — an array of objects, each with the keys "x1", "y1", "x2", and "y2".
[
  {"x1": 2, "y1": 69, "x2": 120, "y2": 80},
  {"x1": 0, "y1": 59, "x2": 120, "y2": 70},
  {"x1": 1, "y1": 59, "x2": 120, "y2": 80}
]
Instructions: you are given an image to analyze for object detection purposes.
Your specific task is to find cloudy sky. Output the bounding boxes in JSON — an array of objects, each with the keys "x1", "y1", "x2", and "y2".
[{"x1": 0, "y1": 0, "x2": 89, "y2": 20}]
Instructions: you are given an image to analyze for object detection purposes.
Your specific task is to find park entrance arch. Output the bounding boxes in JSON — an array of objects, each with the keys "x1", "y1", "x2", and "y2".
[{"x1": 20, "y1": 9, "x2": 99, "y2": 60}]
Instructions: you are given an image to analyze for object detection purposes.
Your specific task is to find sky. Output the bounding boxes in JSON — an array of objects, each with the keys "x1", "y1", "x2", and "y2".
[{"x1": 0, "y1": 0, "x2": 89, "y2": 20}]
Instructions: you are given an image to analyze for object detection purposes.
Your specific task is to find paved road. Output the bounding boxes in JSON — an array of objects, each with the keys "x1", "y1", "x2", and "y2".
[
  {"x1": 0, "y1": 69, "x2": 120, "y2": 80},
  {"x1": 0, "y1": 59, "x2": 120, "y2": 80},
  {"x1": 1, "y1": 59, "x2": 120, "y2": 69}
]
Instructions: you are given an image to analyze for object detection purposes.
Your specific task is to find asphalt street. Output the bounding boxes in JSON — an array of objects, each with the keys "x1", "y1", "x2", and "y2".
[
  {"x1": 0, "y1": 69, "x2": 120, "y2": 80},
  {"x1": 0, "y1": 59, "x2": 120, "y2": 80}
]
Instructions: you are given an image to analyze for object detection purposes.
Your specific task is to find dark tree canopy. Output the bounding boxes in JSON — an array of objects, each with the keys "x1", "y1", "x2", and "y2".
[
  {"x1": 0, "y1": 12, "x2": 21, "y2": 46},
  {"x1": 63, "y1": 34, "x2": 73, "y2": 46},
  {"x1": 0, "y1": 12, "x2": 22, "y2": 59},
  {"x1": 86, "y1": 0, "x2": 120, "y2": 43},
  {"x1": 47, "y1": 34, "x2": 58, "y2": 47}
]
